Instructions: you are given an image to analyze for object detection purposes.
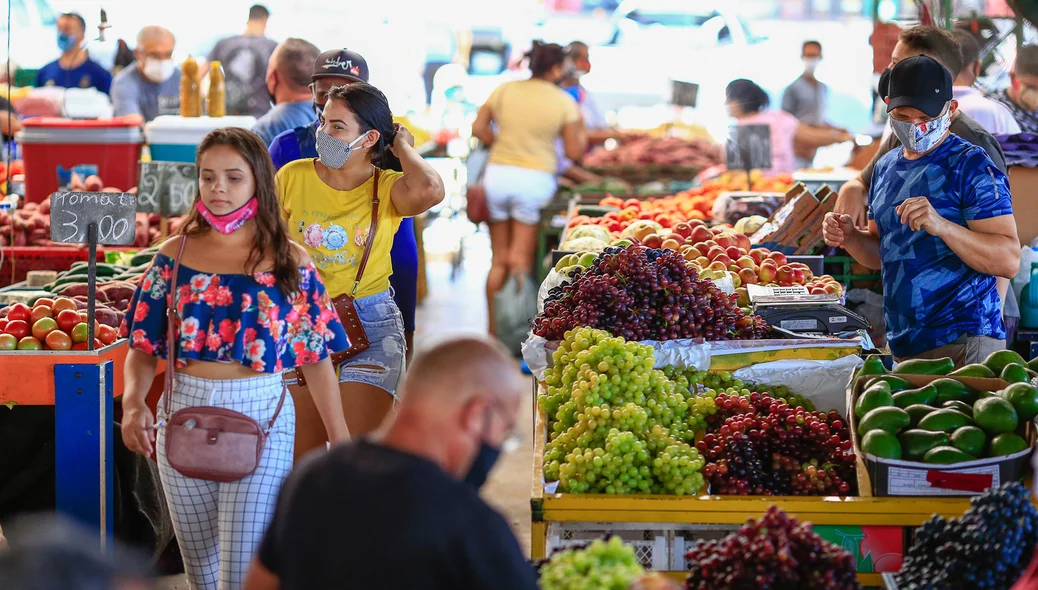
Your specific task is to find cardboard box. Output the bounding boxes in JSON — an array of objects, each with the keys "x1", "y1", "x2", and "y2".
[
  {"x1": 751, "y1": 184, "x2": 821, "y2": 250},
  {"x1": 1009, "y1": 166, "x2": 1038, "y2": 246},
  {"x1": 848, "y1": 374, "x2": 1034, "y2": 497}
]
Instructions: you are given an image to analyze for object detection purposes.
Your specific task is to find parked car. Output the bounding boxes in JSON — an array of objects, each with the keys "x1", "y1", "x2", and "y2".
[{"x1": 606, "y1": 0, "x2": 763, "y2": 48}]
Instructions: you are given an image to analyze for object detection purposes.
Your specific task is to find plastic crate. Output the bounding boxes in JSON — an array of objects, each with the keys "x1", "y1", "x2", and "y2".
[
  {"x1": 0, "y1": 246, "x2": 103, "y2": 288},
  {"x1": 824, "y1": 255, "x2": 882, "y2": 289},
  {"x1": 546, "y1": 522, "x2": 670, "y2": 570}
]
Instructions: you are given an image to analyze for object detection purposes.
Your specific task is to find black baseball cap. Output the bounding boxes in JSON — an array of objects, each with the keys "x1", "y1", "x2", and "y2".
[
  {"x1": 311, "y1": 49, "x2": 369, "y2": 83},
  {"x1": 886, "y1": 55, "x2": 953, "y2": 118}
]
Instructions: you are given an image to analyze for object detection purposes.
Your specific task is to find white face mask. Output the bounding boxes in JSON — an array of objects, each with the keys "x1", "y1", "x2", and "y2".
[
  {"x1": 803, "y1": 57, "x2": 821, "y2": 74},
  {"x1": 143, "y1": 58, "x2": 175, "y2": 83}
]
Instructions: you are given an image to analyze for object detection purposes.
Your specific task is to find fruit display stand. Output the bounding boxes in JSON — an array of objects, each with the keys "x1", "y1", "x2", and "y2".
[
  {"x1": 530, "y1": 387, "x2": 975, "y2": 587},
  {"x1": 0, "y1": 342, "x2": 166, "y2": 546}
]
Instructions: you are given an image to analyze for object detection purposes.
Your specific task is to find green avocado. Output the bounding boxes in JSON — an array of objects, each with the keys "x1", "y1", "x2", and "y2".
[
  {"x1": 859, "y1": 406, "x2": 911, "y2": 435},
  {"x1": 917, "y1": 409, "x2": 972, "y2": 433},
  {"x1": 862, "y1": 430, "x2": 902, "y2": 460},
  {"x1": 858, "y1": 355, "x2": 888, "y2": 377},
  {"x1": 932, "y1": 378, "x2": 977, "y2": 405},
  {"x1": 869, "y1": 375, "x2": 912, "y2": 393},
  {"x1": 892, "y1": 385, "x2": 938, "y2": 408},
  {"x1": 893, "y1": 357, "x2": 954, "y2": 376},
  {"x1": 988, "y1": 433, "x2": 1030, "y2": 457},
  {"x1": 1000, "y1": 382, "x2": 1038, "y2": 421},
  {"x1": 855, "y1": 383, "x2": 895, "y2": 419},
  {"x1": 949, "y1": 363, "x2": 997, "y2": 379},
  {"x1": 950, "y1": 426, "x2": 987, "y2": 457},
  {"x1": 973, "y1": 397, "x2": 1019, "y2": 435},
  {"x1": 924, "y1": 445, "x2": 976, "y2": 464},
  {"x1": 899, "y1": 429, "x2": 951, "y2": 461},
  {"x1": 905, "y1": 404, "x2": 939, "y2": 427},
  {"x1": 941, "y1": 400, "x2": 974, "y2": 417},
  {"x1": 983, "y1": 350, "x2": 1028, "y2": 377},
  {"x1": 1001, "y1": 364, "x2": 1031, "y2": 385}
]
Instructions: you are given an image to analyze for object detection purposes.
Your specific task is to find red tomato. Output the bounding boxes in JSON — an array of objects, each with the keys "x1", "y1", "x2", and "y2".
[
  {"x1": 51, "y1": 297, "x2": 78, "y2": 314},
  {"x1": 0, "y1": 333, "x2": 16, "y2": 350},
  {"x1": 16, "y1": 336, "x2": 42, "y2": 351},
  {"x1": 34, "y1": 297, "x2": 55, "y2": 309},
  {"x1": 30, "y1": 305, "x2": 53, "y2": 323},
  {"x1": 45, "y1": 330, "x2": 73, "y2": 351},
  {"x1": 0, "y1": 318, "x2": 7, "y2": 333},
  {"x1": 56, "y1": 309, "x2": 81, "y2": 333},
  {"x1": 31, "y1": 317, "x2": 58, "y2": 341},
  {"x1": 70, "y1": 322, "x2": 90, "y2": 343},
  {"x1": 4, "y1": 319, "x2": 29, "y2": 340},
  {"x1": 7, "y1": 303, "x2": 30, "y2": 323},
  {"x1": 622, "y1": 199, "x2": 642, "y2": 211},
  {"x1": 71, "y1": 341, "x2": 90, "y2": 351},
  {"x1": 97, "y1": 325, "x2": 117, "y2": 346}
]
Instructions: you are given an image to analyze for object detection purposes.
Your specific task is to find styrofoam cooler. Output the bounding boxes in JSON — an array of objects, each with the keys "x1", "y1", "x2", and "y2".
[
  {"x1": 17, "y1": 116, "x2": 144, "y2": 203},
  {"x1": 144, "y1": 116, "x2": 257, "y2": 163}
]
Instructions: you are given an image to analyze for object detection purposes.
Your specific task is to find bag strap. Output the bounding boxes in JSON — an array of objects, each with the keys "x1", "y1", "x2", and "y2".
[
  {"x1": 162, "y1": 235, "x2": 287, "y2": 431},
  {"x1": 349, "y1": 167, "x2": 381, "y2": 298}
]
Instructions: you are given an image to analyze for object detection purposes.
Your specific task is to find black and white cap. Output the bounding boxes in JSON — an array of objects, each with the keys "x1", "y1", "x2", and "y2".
[
  {"x1": 886, "y1": 55, "x2": 953, "y2": 118},
  {"x1": 311, "y1": 48, "x2": 369, "y2": 84}
]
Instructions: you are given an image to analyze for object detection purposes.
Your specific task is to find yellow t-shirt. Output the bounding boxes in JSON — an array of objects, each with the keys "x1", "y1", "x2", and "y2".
[
  {"x1": 486, "y1": 79, "x2": 581, "y2": 173},
  {"x1": 276, "y1": 159, "x2": 404, "y2": 299}
]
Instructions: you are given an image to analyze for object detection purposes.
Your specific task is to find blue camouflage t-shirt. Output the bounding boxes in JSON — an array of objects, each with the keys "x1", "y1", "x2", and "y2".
[{"x1": 868, "y1": 133, "x2": 1012, "y2": 358}]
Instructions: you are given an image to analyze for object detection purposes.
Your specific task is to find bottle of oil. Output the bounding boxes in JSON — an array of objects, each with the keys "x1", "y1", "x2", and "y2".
[
  {"x1": 180, "y1": 56, "x2": 201, "y2": 117},
  {"x1": 207, "y1": 60, "x2": 226, "y2": 118}
]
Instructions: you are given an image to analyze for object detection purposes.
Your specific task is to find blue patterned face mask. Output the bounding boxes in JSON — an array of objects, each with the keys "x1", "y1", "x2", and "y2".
[{"x1": 889, "y1": 105, "x2": 952, "y2": 154}]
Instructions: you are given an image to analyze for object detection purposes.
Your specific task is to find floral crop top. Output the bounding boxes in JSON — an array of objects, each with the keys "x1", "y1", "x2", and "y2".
[{"x1": 119, "y1": 254, "x2": 350, "y2": 373}]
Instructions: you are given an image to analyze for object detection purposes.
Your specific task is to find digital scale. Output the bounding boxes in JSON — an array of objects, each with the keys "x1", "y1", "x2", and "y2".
[{"x1": 748, "y1": 285, "x2": 872, "y2": 337}]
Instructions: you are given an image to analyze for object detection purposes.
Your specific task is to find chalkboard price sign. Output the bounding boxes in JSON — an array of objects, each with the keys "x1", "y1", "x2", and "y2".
[
  {"x1": 726, "y1": 124, "x2": 772, "y2": 172},
  {"x1": 49, "y1": 191, "x2": 137, "y2": 246},
  {"x1": 670, "y1": 80, "x2": 699, "y2": 108},
  {"x1": 137, "y1": 161, "x2": 198, "y2": 217}
]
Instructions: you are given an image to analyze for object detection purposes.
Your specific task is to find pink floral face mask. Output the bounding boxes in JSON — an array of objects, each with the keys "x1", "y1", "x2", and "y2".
[{"x1": 196, "y1": 197, "x2": 259, "y2": 234}]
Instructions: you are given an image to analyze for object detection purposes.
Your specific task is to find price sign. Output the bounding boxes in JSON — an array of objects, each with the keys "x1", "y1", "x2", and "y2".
[
  {"x1": 48, "y1": 191, "x2": 137, "y2": 350},
  {"x1": 49, "y1": 191, "x2": 136, "y2": 245},
  {"x1": 726, "y1": 124, "x2": 772, "y2": 172},
  {"x1": 669, "y1": 80, "x2": 699, "y2": 108},
  {"x1": 137, "y1": 161, "x2": 197, "y2": 216}
]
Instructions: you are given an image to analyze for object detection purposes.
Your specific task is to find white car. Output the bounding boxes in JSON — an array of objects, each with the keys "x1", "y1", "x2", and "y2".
[{"x1": 606, "y1": 0, "x2": 760, "y2": 49}]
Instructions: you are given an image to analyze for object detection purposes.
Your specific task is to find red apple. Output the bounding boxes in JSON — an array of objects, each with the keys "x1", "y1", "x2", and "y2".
[
  {"x1": 758, "y1": 264, "x2": 777, "y2": 284},
  {"x1": 694, "y1": 242, "x2": 712, "y2": 257},
  {"x1": 623, "y1": 199, "x2": 641, "y2": 211},
  {"x1": 689, "y1": 226, "x2": 713, "y2": 244},
  {"x1": 6, "y1": 303, "x2": 30, "y2": 323},
  {"x1": 707, "y1": 246, "x2": 726, "y2": 261},
  {"x1": 689, "y1": 219, "x2": 707, "y2": 228},
  {"x1": 809, "y1": 286, "x2": 827, "y2": 295},
  {"x1": 712, "y1": 254, "x2": 733, "y2": 268},
  {"x1": 791, "y1": 267, "x2": 807, "y2": 285},
  {"x1": 4, "y1": 319, "x2": 29, "y2": 340},
  {"x1": 708, "y1": 261, "x2": 729, "y2": 272},
  {"x1": 695, "y1": 256, "x2": 710, "y2": 267},
  {"x1": 734, "y1": 233, "x2": 751, "y2": 252},
  {"x1": 738, "y1": 268, "x2": 759, "y2": 285},
  {"x1": 776, "y1": 265, "x2": 795, "y2": 285},
  {"x1": 749, "y1": 249, "x2": 767, "y2": 265},
  {"x1": 715, "y1": 233, "x2": 736, "y2": 249},
  {"x1": 661, "y1": 238, "x2": 681, "y2": 250},
  {"x1": 643, "y1": 233, "x2": 663, "y2": 249},
  {"x1": 725, "y1": 246, "x2": 744, "y2": 260},
  {"x1": 672, "y1": 222, "x2": 693, "y2": 239},
  {"x1": 768, "y1": 251, "x2": 788, "y2": 266},
  {"x1": 736, "y1": 256, "x2": 756, "y2": 270},
  {"x1": 56, "y1": 309, "x2": 80, "y2": 333},
  {"x1": 823, "y1": 283, "x2": 840, "y2": 295}
]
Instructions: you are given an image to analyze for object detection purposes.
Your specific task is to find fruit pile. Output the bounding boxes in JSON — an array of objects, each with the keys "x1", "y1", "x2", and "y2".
[
  {"x1": 583, "y1": 136, "x2": 723, "y2": 175},
  {"x1": 537, "y1": 536, "x2": 645, "y2": 590},
  {"x1": 661, "y1": 366, "x2": 816, "y2": 411},
  {"x1": 698, "y1": 391, "x2": 857, "y2": 495},
  {"x1": 895, "y1": 483, "x2": 1038, "y2": 589},
  {"x1": 536, "y1": 244, "x2": 769, "y2": 342},
  {"x1": 855, "y1": 351, "x2": 1038, "y2": 465},
  {"x1": 684, "y1": 505, "x2": 859, "y2": 589},
  {"x1": 540, "y1": 328, "x2": 716, "y2": 495},
  {"x1": 0, "y1": 297, "x2": 118, "y2": 351}
]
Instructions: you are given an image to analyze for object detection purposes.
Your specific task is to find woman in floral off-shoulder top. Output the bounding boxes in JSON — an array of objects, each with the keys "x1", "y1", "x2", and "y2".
[{"x1": 119, "y1": 128, "x2": 351, "y2": 590}]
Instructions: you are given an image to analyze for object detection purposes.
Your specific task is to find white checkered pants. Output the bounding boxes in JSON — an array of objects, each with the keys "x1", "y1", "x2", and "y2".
[{"x1": 156, "y1": 373, "x2": 295, "y2": 590}]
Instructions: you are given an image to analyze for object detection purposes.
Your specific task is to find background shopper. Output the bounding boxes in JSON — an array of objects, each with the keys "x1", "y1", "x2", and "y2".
[
  {"x1": 35, "y1": 12, "x2": 112, "y2": 94},
  {"x1": 207, "y1": 4, "x2": 279, "y2": 117},
  {"x1": 472, "y1": 41, "x2": 587, "y2": 336},
  {"x1": 276, "y1": 83, "x2": 444, "y2": 456},
  {"x1": 110, "y1": 26, "x2": 180, "y2": 121},
  {"x1": 252, "y1": 38, "x2": 321, "y2": 146}
]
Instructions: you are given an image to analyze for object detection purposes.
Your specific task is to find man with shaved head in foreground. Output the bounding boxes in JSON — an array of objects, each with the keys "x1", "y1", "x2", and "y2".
[{"x1": 245, "y1": 335, "x2": 538, "y2": 590}]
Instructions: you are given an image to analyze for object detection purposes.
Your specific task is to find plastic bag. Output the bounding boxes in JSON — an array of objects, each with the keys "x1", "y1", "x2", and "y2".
[
  {"x1": 494, "y1": 273, "x2": 537, "y2": 356},
  {"x1": 537, "y1": 269, "x2": 569, "y2": 313},
  {"x1": 732, "y1": 355, "x2": 864, "y2": 413}
]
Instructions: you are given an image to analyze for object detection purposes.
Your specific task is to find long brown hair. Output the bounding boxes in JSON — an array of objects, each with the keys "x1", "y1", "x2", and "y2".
[{"x1": 179, "y1": 127, "x2": 300, "y2": 295}]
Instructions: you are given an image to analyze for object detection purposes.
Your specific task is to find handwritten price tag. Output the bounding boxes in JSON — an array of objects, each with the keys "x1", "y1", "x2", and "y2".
[{"x1": 49, "y1": 191, "x2": 137, "y2": 246}]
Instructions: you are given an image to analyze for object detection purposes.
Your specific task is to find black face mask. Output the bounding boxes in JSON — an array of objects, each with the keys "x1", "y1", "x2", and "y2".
[
  {"x1": 313, "y1": 101, "x2": 324, "y2": 118},
  {"x1": 267, "y1": 78, "x2": 277, "y2": 107},
  {"x1": 463, "y1": 442, "x2": 502, "y2": 489}
]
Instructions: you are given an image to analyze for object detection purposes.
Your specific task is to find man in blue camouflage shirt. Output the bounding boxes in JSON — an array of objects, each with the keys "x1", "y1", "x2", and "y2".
[{"x1": 823, "y1": 55, "x2": 1020, "y2": 365}]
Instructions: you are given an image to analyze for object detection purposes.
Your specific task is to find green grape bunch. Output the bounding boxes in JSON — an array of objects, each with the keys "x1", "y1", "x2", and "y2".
[{"x1": 538, "y1": 536, "x2": 646, "y2": 590}]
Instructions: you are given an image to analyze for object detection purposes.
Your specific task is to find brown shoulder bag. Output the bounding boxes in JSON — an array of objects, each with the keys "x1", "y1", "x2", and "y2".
[
  {"x1": 162, "y1": 236, "x2": 287, "y2": 483},
  {"x1": 296, "y1": 168, "x2": 381, "y2": 387}
]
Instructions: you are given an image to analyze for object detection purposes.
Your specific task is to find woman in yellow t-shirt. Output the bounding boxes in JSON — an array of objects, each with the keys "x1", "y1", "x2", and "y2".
[
  {"x1": 277, "y1": 83, "x2": 444, "y2": 458},
  {"x1": 472, "y1": 41, "x2": 587, "y2": 335}
]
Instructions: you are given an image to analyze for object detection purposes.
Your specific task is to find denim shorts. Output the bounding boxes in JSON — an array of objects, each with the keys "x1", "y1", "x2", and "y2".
[{"x1": 338, "y1": 290, "x2": 406, "y2": 397}]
